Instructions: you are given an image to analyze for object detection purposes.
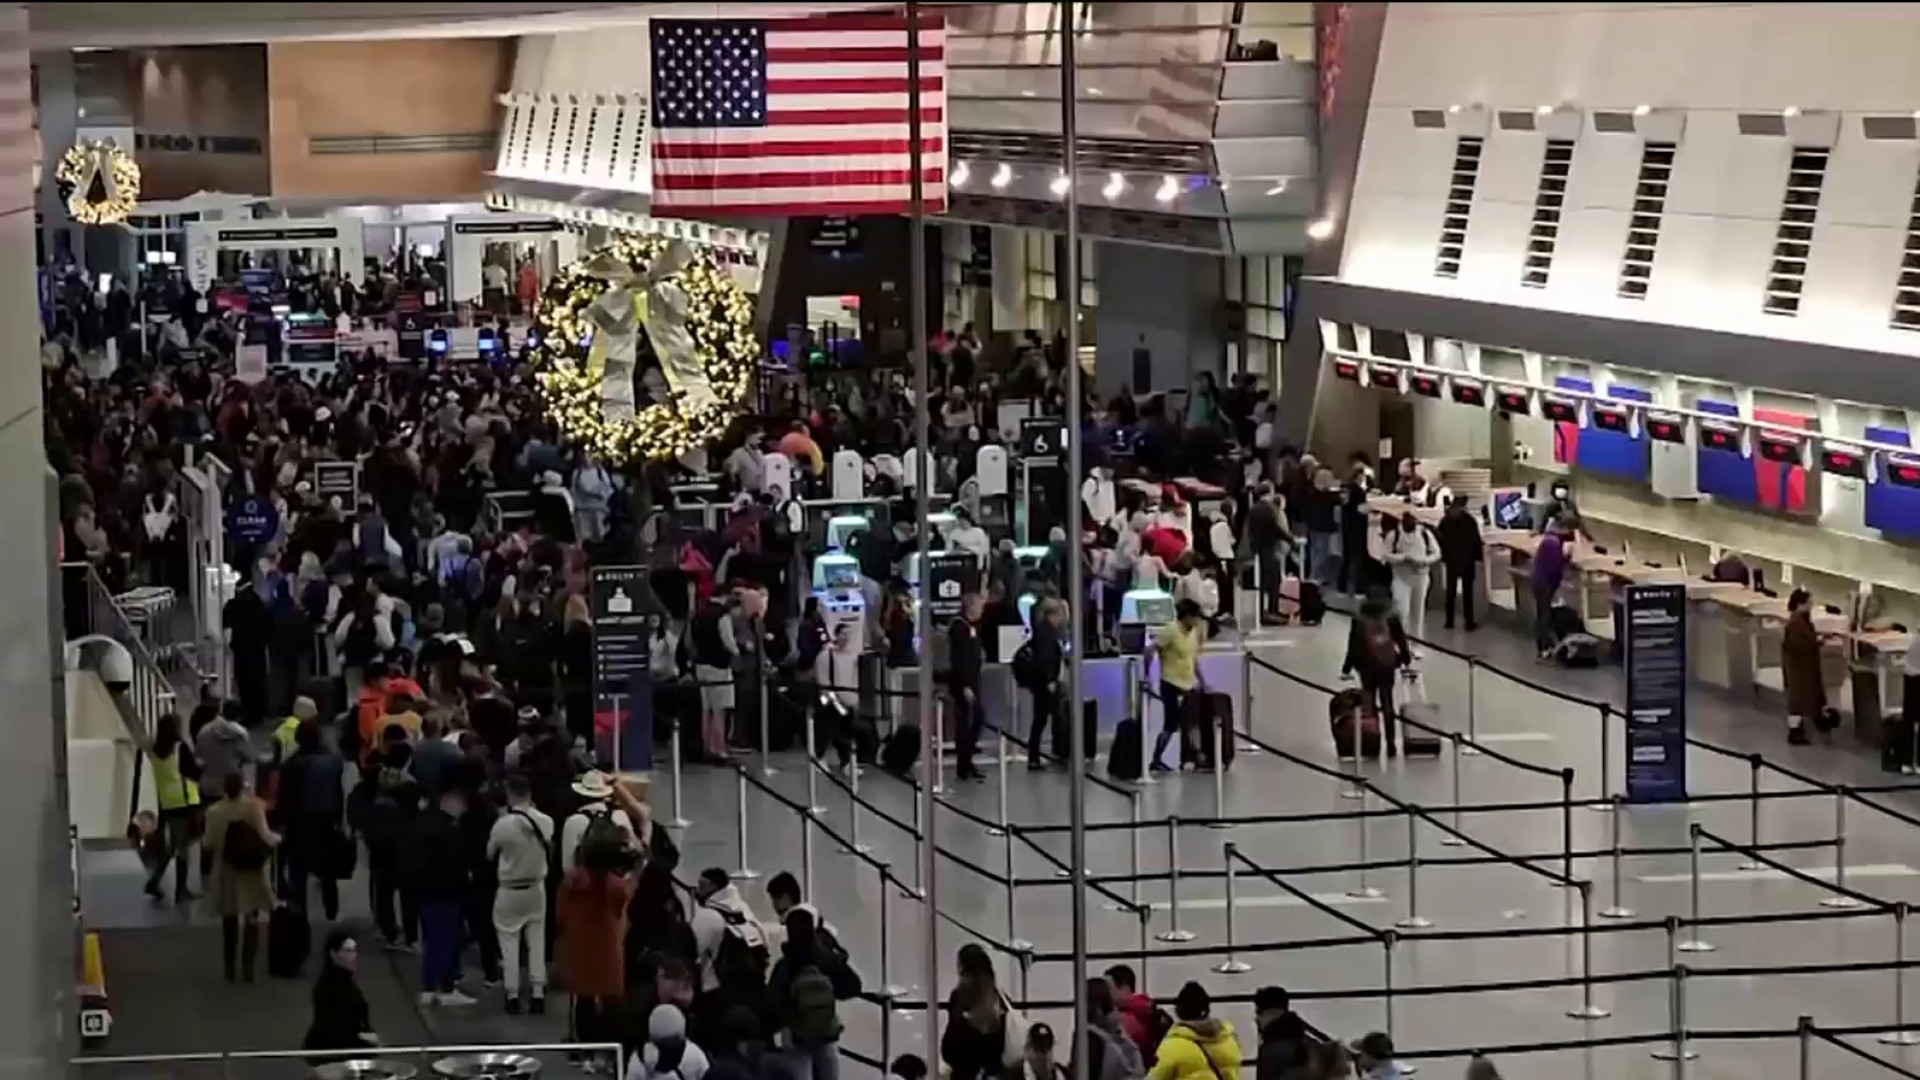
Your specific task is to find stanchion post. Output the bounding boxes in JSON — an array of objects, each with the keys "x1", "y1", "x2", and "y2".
[
  {"x1": 1823, "y1": 788, "x2": 1865, "y2": 909},
  {"x1": 1137, "y1": 906, "x2": 1151, "y2": 989},
  {"x1": 1650, "y1": 964, "x2": 1698, "y2": 1065},
  {"x1": 732, "y1": 770, "x2": 760, "y2": 880},
  {"x1": 988, "y1": 721, "x2": 1010, "y2": 838},
  {"x1": 804, "y1": 704, "x2": 826, "y2": 816},
  {"x1": 1567, "y1": 881, "x2": 1611, "y2": 1019},
  {"x1": 1440, "y1": 734, "x2": 1466, "y2": 847},
  {"x1": 759, "y1": 665, "x2": 777, "y2": 778},
  {"x1": 1129, "y1": 789, "x2": 1143, "y2": 910},
  {"x1": 878, "y1": 862, "x2": 908, "y2": 998},
  {"x1": 1461, "y1": 661, "x2": 1481, "y2": 755},
  {"x1": 910, "y1": 783, "x2": 925, "y2": 898},
  {"x1": 667, "y1": 723, "x2": 692, "y2": 829},
  {"x1": 1880, "y1": 902, "x2": 1920, "y2": 1045},
  {"x1": 1138, "y1": 665, "x2": 1157, "y2": 786},
  {"x1": 1004, "y1": 823, "x2": 1031, "y2": 952},
  {"x1": 1798, "y1": 1016, "x2": 1813, "y2": 1080},
  {"x1": 1560, "y1": 768, "x2": 1576, "y2": 885},
  {"x1": 1382, "y1": 929, "x2": 1399, "y2": 1041},
  {"x1": 1207, "y1": 713, "x2": 1229, "y2": 828},
  {"x1": 931, "y1": 697, "x2": 946, "y2": 796},
  {"x1": 1237, "y1": 650, "x2": 1258, "y2": 755},
  {"x1": 1739, "y1": 753, "x2": 1764, "y2": 870},
  {"x1": 1349, "y1": 790, "x2": 1385, "y2": 900},
  {"x1": 847, "y1": 751, "x2": 872, "y2": 856},
  {"x1": 1590, "y1": 705, "x2": 1614, "y2": 812},
  {"x1": 801, "y1": 806, "x2": 816, "y2": 899},
  {"x1": 1676, "y1": 824, "x2": 1713, "y2": 952},
  {"x1": 1600, "y1": 797, "x2": 1636, "y2": 919},
  {"x1": 1396, "y1": 804, "x2": 1433, "y2": 929},
  {"x1": 1213, "y1": 842, "x2": 1251, "y2": 974},
  {"x1": 1158, "y1": 816, "x2": 1196, "y2": 942}
]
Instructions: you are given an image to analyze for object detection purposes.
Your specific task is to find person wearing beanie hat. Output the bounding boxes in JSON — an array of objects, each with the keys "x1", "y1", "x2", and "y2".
[
  {"x1": 1348, "y1": 1032, "x2": 1406, "y2": 1080},
  {"x1": 1146, "y1": 981, "x2": 1241, "y2": 1080},
  {"x1": 627, "y1": 1003, "x2": 711, "y2": 1080}
]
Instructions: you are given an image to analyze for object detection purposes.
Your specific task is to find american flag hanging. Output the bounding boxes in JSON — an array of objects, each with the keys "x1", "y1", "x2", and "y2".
[{"x1": 649, "y1": 8, "x2": 947, "y2": 216}]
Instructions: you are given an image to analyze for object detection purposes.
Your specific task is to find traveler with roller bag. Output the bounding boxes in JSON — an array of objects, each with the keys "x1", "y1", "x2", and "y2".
[
  {"x1": 1341, "y1": 596, "x2": 1410, "y2": 756},
  {"x1": 1181, "y1": 689, "x2": 1237, "y2": 770},
  {"x1": 1328, "y1": 687, "x2": 1382, "y2": 761}
]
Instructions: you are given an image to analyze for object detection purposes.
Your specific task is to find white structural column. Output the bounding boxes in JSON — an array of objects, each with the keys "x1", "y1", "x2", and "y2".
[{"x1": 5, "y1": 9, "x2": 74, "y2": 1076}]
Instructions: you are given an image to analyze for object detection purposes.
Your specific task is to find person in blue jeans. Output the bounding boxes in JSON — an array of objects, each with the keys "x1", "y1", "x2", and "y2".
[{"x1": 406, "y1": 788, "x2": 476, "y2": 1006}]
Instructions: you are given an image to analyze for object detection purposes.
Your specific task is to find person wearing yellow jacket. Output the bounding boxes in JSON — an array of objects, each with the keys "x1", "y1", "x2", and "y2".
[
  {"x1": 146, "y1": 713, "x2": 202, "y2": 904},
  {"x1": 1148, "y1": 983, "x2": 1243, "y2": 1080}
]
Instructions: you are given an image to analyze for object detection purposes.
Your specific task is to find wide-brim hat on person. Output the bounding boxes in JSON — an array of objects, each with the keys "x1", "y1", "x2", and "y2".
[{"x1": 572, "y1": 770, "x2": 616, "y2": 800}]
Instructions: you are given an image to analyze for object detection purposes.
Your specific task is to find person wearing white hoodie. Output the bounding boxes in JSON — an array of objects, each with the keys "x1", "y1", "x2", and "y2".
[
  {"x1": 690, "y1": 867, "x2": 764, "y2": 992},
  {"x1": 626, "y1": 1004, "x2": 711, "y2": 1080},
  {"x1": 1371, "y1": 511, "x2": 1439, "y2": 640}
]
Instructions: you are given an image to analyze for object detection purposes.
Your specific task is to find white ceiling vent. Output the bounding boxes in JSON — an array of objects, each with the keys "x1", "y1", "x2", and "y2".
[
  {"x1": 1618, "y1": 141, "x2": 1675, "y2": 300},
  {"x1": 1434, "y1": 135, "x2": 1484, "y2": 279}
]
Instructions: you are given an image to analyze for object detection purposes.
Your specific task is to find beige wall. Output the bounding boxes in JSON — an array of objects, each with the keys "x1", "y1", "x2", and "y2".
[
  {"x1": 266, "y1": 38, "x2": 509, "y2": 201},
  {"x1": 125, "y1": 44, "x2": 271, "y2": 199}
]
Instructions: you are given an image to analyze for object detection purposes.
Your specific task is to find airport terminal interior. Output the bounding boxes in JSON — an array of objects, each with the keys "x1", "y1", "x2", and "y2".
[{"x1": 23, "y1": 2, "x2": 1920, "y2": 1079}]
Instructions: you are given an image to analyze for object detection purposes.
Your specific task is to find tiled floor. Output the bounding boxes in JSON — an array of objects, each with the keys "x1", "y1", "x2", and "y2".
[{"x1": 77, "y1": 607, "x2": 1920, "y2": 1080}]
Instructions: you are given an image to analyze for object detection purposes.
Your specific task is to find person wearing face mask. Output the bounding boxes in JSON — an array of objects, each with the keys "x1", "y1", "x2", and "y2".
[
  {"x1": 1538, "y1": 481, "x2": 1579, "y2": 535},
  {"x1": 1373, "y1": 511, "x2": 1439, "y2": 640}
]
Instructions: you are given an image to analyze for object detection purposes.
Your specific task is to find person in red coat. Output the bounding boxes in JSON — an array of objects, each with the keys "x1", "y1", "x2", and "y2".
[{"x1": 558, "y1": 841, "x2": 635, "y2": 1069}]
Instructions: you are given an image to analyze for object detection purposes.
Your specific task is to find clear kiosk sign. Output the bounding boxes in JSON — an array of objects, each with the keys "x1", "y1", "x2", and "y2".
[{"x1": 1624, "y1": 583, "x2": 1688, "y2": 802}]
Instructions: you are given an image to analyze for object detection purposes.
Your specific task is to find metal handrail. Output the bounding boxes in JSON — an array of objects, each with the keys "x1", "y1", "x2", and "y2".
[
  {"x1": 63, "y1": 562, "x2": 179, "y2": 824},
  {"x1": 76, "y1": 1041, "x2": 625, "y2": 1066}
]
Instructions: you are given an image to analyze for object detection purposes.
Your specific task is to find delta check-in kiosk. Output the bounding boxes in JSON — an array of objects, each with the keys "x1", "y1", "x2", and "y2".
[
  {"x1": 445, "y1": 214, "x2": 578, "y2": 307},
  {"x1": 185, "y1": 218, "x2": 366, "y2": 292}
]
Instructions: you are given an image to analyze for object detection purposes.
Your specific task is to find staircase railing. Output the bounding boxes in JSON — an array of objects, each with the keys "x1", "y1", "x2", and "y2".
[{"x1": 62, "y1": 562, "x2": 179, "y2": 824}]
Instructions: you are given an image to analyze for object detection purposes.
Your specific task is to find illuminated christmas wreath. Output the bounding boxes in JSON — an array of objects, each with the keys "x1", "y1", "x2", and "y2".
[
  {"x1": 55, "y1": 141, "x2": 141, "y2": 225},
  {"x1": 533, "y1": 233, "x2": 759, "y2": 463}
]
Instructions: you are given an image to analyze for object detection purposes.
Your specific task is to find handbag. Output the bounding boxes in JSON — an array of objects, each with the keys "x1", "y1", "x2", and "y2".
[{"x1": 999, "y1": 992, "x2": 1031, "y2": 1068}]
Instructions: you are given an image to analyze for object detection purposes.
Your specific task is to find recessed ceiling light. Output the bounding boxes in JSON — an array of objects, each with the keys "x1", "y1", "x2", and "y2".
[
  {"x1": 1535, "y1": 104, "x2": 1554, "y2": 116},
  {"x1": 1633, "y1": 103, "x2": 1653, "y2": 117},
  {"x1": 1154, "y1": 175, "x2": 1179, "y2": 203},
  {"x1": 1447, "y1": 104, "x2": 1462, "y2": 114},
  {"x1": 1049, "y1": 172, "x2": 1071, "y2": 196},
  {"x1": 1102, "y1": 172, "x2": 1125, "y2": 200},
  {"x1": 989, "y1": 163, "x2": 1013, "y2": 190},
  {"x1": 1088, "y1": 87, "x2": 1104, "y2": 97},
  {"x1": 1306, "y1": 218, "x2": 1335, "y2": 241},
  {"x1": 1219, "y1": 178, "x2": 1231, "y2": 192},
  {"x1": 1265, "y1": 179, "x2": 1289, "y2": 196},
  {"x1": 949, "y1": 161, "x2": 970, "y2": 188},
  {"x1": 1021, "y1": 90, "x2": 1036, "y2": 98},
  {"x1": 1783, "y1": 105, "x2": 1801, "y2": 118}
]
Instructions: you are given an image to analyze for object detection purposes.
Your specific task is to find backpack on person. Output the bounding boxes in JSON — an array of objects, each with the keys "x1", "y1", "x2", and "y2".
[
  {"x1": 1363, "y1": 620, "x2": 1398, "y2": 671},
  {"x1": 1011, "y1": 639, "x2": 1045, "y2": 690},
  {"x1": 709, "y1": 903, "x2": 771, "y2": 986},
  {"x1": 222, "y1": 819, "x2": 271, "y2": 872},
  {"x1": 787, "y1": 965, "x2": 844, "y2": 1046},
  {"x1": 571, "y1": 806, "x2": 632, "y2": 870}
]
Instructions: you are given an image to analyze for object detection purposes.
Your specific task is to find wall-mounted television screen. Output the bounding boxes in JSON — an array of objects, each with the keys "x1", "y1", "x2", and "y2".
[
  {"x1": 1451, "y1": 379, "x2": 1486, "y2": 406},
  {"x1": 1821, "y1": 445, "x2": 1867, "y2": 479},
  {"x1": 1410, "y1": 373, "x2": 1442, "y2": 398},
  {"x1": 1333, "y1": 359, "x2": 1360, "y2": 382},
  {"x1": 1495, "y1": 387, "x2": 1531, "y2": 415}
]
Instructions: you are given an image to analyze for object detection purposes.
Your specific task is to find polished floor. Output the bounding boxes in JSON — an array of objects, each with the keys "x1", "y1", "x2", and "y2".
[{"x1": 77, "y1": 606, "x2": 1920, "y2": 1080}]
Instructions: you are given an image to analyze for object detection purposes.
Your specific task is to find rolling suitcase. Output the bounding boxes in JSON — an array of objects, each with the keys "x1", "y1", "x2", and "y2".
[
  {"x1": 1328, "y1": 689, "x2": 1381, "y2": 760},
  {"x1": 1402, "y1": 731, "x2": 1443, "y2": 757},
  {"x1": 1108, "y1": 718, "x2": 1144, "y2": 780},
  {"x1": 1053, "y1": 699, "x2": 1100, "y2": 762},
  {"x1": 267, "y1": 903, "x2": 311, "y2": 979},
  {"x1": 880, "y1": 723, "x2": 921, "y2": 776}
]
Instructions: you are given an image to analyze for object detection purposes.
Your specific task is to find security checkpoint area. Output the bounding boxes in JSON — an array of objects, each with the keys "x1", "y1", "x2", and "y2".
[{"x1": 647, "y1": 604, "x2": 1920, "y2": 1080}]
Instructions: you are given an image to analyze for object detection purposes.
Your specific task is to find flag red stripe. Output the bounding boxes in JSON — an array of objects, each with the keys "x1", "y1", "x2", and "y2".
[
  {"x1": 773, "y1": 12, "x2": 946, "y2": 32},
  {"x1": 653, "y1": 199, "x2": 949, "y2": 216},
  {"x1": 765, "y1": 45, "x2": 945, "y2": 63},
  {"x1": 653, "y1": 167, "x2": 945, "y2": 191},
  {"x1": 763, "y1": 75, "x2": 944, "y2": 95},
  {"x1": 653, "y1": 136, "x2": 945, "y2": 160},
  {"x1": 767, "y1": 106, "x2": 943, "y2": 125}
]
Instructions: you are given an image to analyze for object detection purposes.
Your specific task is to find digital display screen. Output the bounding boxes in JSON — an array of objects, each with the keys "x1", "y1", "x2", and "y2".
[
  {"x1": 1495, "y1": 388, "x2": 1532, "y2": 415},
  {"x1": 1757, "y1": 434, "x2": 1803, "y2": 465},
  {"x1": 1593, "y1": 407, "x2": 1631, "y2": 433},
  {"x1": 1821, "y1": 446, "x2": 1866, "y2": 479},
  {"x1": 1700, "y1": 424, "x2": 1741, "y2": 453},
  {"x1": 1645, "y1": 412, "x2": 1686, "y2": 444},
  {"x1": 1888, "y1": 455, "x2": 1920, "y2": 489},
  {"x1": 1451, "y1": 379, "x2": 1486, "y2": 407},
  {"x1": 1542, "y1": 397, "x2": 1579, "y2": 423},
  {"x1": 1410, "y1": 373, "x2": 1442, "y2": 398},
  {"x1": 1333, "y1": 359, "x2": 1361, "y2": 382},
  {"x1": 1368, "y1": 366, "x2": 1403, "y2": 390}
]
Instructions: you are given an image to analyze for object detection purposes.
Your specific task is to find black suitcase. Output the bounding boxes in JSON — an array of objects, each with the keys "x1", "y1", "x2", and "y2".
[
  {"x1": 880, "y1": 723, "x2": 921, "y2": 776},
  {"x1": 1108, "y1": 718, "x2": 1144, "y2": 781},
  {"x1": 1181, "y1": 691, "x2": 1236, "y2": 769},
  {"x1": 267, "y1": 903, "x2": 311, "y2": 979},
  {"x1": 1053, "y1": 699, "x2": 1099, "y2": 762},
  {"x1": 1883, "y1": 715, "x2": 1913, "y2": 773},
  {"x1": 1549, "y1": 604, "x2": 1585, "y2": 642},
  {"x1": 1298, "y1": 581, "x2": 1326, "y2": 626}
]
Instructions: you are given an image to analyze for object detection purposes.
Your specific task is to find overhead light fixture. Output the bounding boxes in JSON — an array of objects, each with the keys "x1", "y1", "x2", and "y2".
[
  {"x1": 1633, "y1": 103, "x2": 1653, "y2": 117},
  {"x1": 990, "y1": 163, "x2": 1013, "y2": 190},
  {"x1": 1783, "y1": 105, "x2": 1801, "y2": 118},
  {"x1": 1102, "y1": 172, "x2": 1125, "y2": 200},
  {"x1": 1447, "y1": 103, "x2": 1463, "y2": 114},
  {"x1": 949, "y1": 161, "x2": 970, "y2": 188},
  {"x1": 1265, "y1": 179, "x2": 1289, "y2": 196},
  {"x1": 1021, "y1": 89, "x2": 1036, "y2": 98},
  {"x1": 1050, "y1": 172, "x2": 1071, "y2": 197},
  {"x1": 1535, "y1": 104, "x2": 1554, "y2": 115},
  {"x1": 1219, "y1": 178, "x2": 1231, "y2": 192},
  {"x1": 1154, "y1": 175, "x2": 1179, "y2": 203},
  {"x1": 1306, "y1": 218, "x2": 1335, "y2": 241},
  {"x1": 1088, "y1": 87, "x2": 1104, "y2": 97}
]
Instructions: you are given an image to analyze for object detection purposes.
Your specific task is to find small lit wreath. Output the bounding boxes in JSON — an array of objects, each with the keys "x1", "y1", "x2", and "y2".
[
  {"x1": 534, "y1": 233, "x2": 758, "y2": 463},
  {"x1": 55, "y1": 141, "x2": 141, "y2": 225}
]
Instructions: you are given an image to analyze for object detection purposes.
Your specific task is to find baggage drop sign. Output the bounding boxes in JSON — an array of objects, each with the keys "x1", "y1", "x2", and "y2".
[{"x1": 1624, "y1": 583, "x2": 1688, "y2": 802}]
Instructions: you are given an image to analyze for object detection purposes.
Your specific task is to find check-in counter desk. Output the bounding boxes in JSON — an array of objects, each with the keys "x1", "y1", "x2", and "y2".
[{"x1": 1848, "y1": 629, "x2": 1909, "y2": 747}]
